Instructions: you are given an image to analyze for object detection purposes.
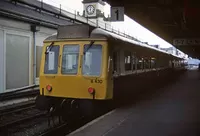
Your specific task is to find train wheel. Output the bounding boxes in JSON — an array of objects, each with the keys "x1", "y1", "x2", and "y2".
[{"x1": 60, "y1": 99, "x2": 70, "y2": 122}]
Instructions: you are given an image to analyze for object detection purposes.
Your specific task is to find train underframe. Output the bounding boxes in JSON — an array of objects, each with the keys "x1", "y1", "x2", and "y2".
[{"x1": 36, "y1": 95, "x2": 112, "y2": 121}]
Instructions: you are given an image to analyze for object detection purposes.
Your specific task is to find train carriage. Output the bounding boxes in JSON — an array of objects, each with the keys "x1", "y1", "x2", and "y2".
[{"x1": 36, "y1": 24, "x2": 183, "y2": 117}]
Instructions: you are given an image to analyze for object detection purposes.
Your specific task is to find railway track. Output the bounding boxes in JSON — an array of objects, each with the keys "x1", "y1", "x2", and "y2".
[
  {"x1": 0, "y1": 100, "x2": 46, "y2": 129},
  {"x1": 0, "y1": 85, "x2": 39, "y2": 102},
  {"x1": 0, "y1": 100, "x2": 35, "y2": 115},
  {"x1": 0, "y1": 85, "x2": 44, "y2": 135},
  {"x1": 0, "y1": 103, "x2": 47, "y2": 136},
  {"x1": 0, "y1": 111, "x2": 46, "y2": 129},
  {"x1": 0, "y1": 106, "x2": 91, "y2": 136},
  {"x1": 0, "y1": 85, "x2": 39, "y2": 112},
  {"x1": 0, "y1": 86, "x2": 119, "y2": 136}
]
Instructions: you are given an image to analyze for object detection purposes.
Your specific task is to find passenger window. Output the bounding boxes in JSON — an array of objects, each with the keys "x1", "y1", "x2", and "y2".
[
  {"x1": 144, "y1": 59, "x2": 150, "y2": 69},
  {"x1": 137, "y1": 58, "x2": 143, "y2": 70},
  {"x1": 62, "y1": 45, "x2": 79, "y2": 75},
  {"x1": 82, "y1": 44, "x2": 102, "y2": 76},
  {"x1": 124, "y1": 51, "x2": 131, "y2": 71},
  {"x1": 151, "y1": 58, "x2": 156, "y2": 69},
  {"x1": 132, "y1": 55, "x2": 137, "y2": 70},
  {"x1": 44, "y1": 45, "x2": 60, "y2": 74}
]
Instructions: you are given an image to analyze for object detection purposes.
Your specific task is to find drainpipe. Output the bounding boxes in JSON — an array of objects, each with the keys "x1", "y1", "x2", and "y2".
[{"x1": 31, "y1": 25, "x2": 40, "y2": 85}]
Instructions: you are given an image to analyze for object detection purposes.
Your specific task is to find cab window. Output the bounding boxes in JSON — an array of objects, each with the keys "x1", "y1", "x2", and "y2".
[
  {"x1": 44, "y1": 45, "x2": 60, "y2": 74},
  {"x1": 82, "y1": 44, "x2": 102, "y2": 76},
  {"x1": 61, "y1": 45, "x2": 79, "y2": 75}
]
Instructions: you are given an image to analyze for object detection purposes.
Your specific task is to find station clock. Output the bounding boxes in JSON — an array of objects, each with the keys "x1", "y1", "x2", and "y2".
[{"x1": 86, "y1": 5, "x2": 95, "y2": 15}]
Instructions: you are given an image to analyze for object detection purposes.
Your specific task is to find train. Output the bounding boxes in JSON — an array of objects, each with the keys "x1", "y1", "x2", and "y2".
[{"x1": 36, "y1": 24, "x2": 183, "y2": 119}]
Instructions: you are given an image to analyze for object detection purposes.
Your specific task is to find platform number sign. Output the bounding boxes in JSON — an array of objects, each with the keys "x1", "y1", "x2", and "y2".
[{"x1": 111, "y1": 7, "x2": 124, "y2": 22}]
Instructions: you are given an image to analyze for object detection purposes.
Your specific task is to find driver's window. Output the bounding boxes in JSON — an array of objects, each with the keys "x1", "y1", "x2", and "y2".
[
  {"x1": 82, "y1": 44, "x2": 102, "y2": 76},
  {"x1": 62, "y1": 45, "x2": 79, "y2": 74}
]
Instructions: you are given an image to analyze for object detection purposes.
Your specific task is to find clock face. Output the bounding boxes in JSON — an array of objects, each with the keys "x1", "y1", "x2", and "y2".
[{"x1": 86, "y1": 5, "x2": 95, "y2": 15}]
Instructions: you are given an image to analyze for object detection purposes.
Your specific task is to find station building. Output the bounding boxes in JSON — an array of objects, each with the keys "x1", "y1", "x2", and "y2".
[{"x1": 0, "y1": 0, "x2": 73, "y2": 93}]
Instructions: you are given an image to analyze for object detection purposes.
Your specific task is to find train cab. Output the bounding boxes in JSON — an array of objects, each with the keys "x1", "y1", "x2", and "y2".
[{"x1": 40, "y1": 39, "x2": 113, "y2": 100}]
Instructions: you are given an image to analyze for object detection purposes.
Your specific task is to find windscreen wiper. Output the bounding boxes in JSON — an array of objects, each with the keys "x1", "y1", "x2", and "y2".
[
  {"x1": 45, "y1": 42, "x2": 54, "y2": 54},
  {"x1": 83, "y1": 41, "x2": 95, "y2": 55}
]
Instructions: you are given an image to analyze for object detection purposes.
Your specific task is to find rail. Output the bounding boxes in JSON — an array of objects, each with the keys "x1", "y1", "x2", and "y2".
[
  {"x1": 0, "y1": 111, "x2": 46, "y2": 130},
  {"x1": 0, "y1": 100, "x2": 35, "y2": 116},
  {"x1": 0, "y1": 85, "x2": 39, "y2": 101}
]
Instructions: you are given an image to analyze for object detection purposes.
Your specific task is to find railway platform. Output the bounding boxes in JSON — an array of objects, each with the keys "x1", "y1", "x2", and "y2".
[{"x1": 69, "y1": 70, "x2": 200, "y2": 136}]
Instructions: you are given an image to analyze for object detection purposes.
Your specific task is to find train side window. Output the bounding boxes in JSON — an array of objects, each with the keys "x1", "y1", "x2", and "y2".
[
  {"x1": 144, "y1": 59, "x2": 149, "y2": 69},
  {"x1": 151, "y1": 58, "x2": 156, "y2": 69},
  {"x1": 44, "y1": 45, "x2": 60, "y2": 74},
  {"x1": 82, "y1": 44, "x2": 102, "y2": 76},
  {"x1": 62, "y1": 45, "x2": 79, "y2": 75},
  {"x1": 124, "y1": 51, "x2": 131, "y2": 71},
  {"x1": 137, "y1": 58, "x2": 143, "y2": 70},
  {"x1": 132, "y1": 55, "x2": 137, "y2": 70}
]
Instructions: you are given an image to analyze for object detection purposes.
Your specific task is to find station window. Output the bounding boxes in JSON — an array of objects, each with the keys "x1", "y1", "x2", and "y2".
[
  {"x1": 82, "y1": 44, "x2": 102, "y2": 76},
  {"x1": 44, "y1": 45, "x2": 60, "y2": 74},
  {"x1": 124, "y1": 51, "x2": 131, "y2": 71},
  {"x1": 6, "y1": 34, "x2": 29, "y2": 89},
  {"x1": 61, "y1": 45, "x2": 79, "y2": 75}
]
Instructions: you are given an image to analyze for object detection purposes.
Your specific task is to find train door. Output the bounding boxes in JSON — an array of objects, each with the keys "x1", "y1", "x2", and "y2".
[
  {"x1": 106, "y1": 46, "x2": 114, "y2": 99},
  {"x1": 111, "y1": 50, "x2": 120, "y2": 100},
  {"x1": 113, "y1": 51, "x2": 118, "y2": 74}
]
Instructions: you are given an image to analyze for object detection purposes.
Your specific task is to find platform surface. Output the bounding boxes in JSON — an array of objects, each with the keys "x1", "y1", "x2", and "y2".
[{"x1": 69, "y1": 70, "x2": 200, "y2": 136}]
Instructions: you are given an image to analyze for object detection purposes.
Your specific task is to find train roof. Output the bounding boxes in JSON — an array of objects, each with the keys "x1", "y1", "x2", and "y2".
[
  {"x1": 44, "y1": 24, "x2": 183, "y2": 60},
  {"x1": 91, "y1": 28, "x2": 182, "y2": 59}
]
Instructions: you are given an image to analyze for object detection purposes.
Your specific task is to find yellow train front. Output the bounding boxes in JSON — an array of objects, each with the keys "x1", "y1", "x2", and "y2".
[{"x1": 36, "y1": 25, "x2": 113, "y2": 117}]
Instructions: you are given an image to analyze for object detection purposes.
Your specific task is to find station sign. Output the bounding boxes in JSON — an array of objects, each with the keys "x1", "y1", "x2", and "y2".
[
  {"x1": 173, "y1": 38, "x2": 200, "y2": 46},
  {"x1": 110, "y1": 7, "x2": 124, "y2": 22}
]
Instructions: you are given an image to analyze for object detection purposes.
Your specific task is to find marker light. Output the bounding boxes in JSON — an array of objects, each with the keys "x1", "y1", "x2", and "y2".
[
  {"x1": 88, "y1": 87, "x2": 95, "y2": 94},
  {"x1": 46, "y1": 85, "x2": 52, "y2": 92}
]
